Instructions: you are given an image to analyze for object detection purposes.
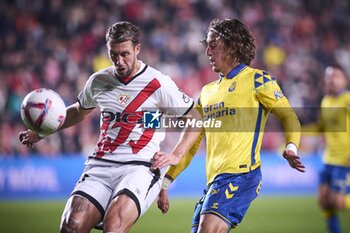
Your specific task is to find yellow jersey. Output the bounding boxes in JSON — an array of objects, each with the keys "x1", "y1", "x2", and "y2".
[
  {"x1": 320, "y1": 91, "x2": 350, "y2": 166},
  {"x1": 167, "y1": 64, "x2": 300, "y2": 184}
]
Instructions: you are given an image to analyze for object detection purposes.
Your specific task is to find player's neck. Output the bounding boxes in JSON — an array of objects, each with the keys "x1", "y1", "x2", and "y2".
[
  {"x1": 222, "y1": 62, "x2": 240, "y2": 77},
  {"x1": 131, "y1": 60, "x2": 141, "y2": 76}
]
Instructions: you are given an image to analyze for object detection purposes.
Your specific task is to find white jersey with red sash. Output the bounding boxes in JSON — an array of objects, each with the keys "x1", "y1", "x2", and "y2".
[{"x1": 78, "y1": 61, "x2": 194, "y2": 165}]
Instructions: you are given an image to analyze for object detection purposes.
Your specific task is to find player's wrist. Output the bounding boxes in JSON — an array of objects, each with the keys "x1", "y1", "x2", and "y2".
[
  {"x1": 161, "y1": 175, "x2": 173, "y2": 190},
  {"x1": 37, "y1": 132, "x2": 46, "y2": 139},
  {"x1": 284, "y1": 143, "x2": 298, "y2": 157}
]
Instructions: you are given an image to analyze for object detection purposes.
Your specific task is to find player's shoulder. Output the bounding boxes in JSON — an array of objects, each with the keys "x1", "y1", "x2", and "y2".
[
  {"x1": 344, "y1": 90, "x2": 350, "y2": 98},
  {"x1": 145, "y1": 64, "x2": 176, "y2": 85},
  {"x1": 146, "y1": 65, "x2": 168, "y2": 78},
  {"x1": 251, "y1": 67, "x2": 276, "y2": 80},
  {"x1": 250, "y1": 67, "x2": 279, "y2": 90},
  {"x1": 87, "y1": 66, "x2": 115, "y2": 84},
  {"x1": 82, "y1": 66, "x2": 116, "y2": 93},
  {"x1": 341, "y1": 91, "x2": 350, "y2": 104}
]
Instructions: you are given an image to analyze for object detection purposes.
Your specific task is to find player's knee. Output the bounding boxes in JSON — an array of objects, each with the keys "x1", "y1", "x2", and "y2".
[
  {"x1": 60, "y1": 215, "x2": 85, "y2": 233},
  {"x1": 334, "y1": 197, "x2": 345, "y2": 210},
  {"x1": 318, "y1": 193, "x2": 331, "y2": 209},
  {"x1": 319, "y1": 198, "x2": 330, "y2": 209},
  {"x1": 103, "y1": 218, "x2": 130, "y2": 233}
]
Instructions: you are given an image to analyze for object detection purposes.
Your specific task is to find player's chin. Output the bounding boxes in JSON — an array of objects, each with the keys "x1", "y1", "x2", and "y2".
[{"x1": 212, "y1": 66, "x2": 220, "y2": 73}]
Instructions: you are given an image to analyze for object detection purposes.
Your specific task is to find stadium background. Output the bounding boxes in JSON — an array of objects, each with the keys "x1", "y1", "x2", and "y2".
[{"x1": 0, "y1": 0, "x2": 349, "y2": 232}]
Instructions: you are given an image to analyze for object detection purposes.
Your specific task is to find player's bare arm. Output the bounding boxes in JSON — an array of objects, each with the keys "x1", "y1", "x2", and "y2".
[
  {"x1": 150, "y1": 107, "x2": 202, "y2": 170},
  {"x1": 157, "y1": 188, "x2": 170, "y2": 214},
  {"x1": 60, "y1": 102, "x2": 94, "y2": 130},
  {"x1": 19, "y1": 102, "x2": 93, "y2": 147}
]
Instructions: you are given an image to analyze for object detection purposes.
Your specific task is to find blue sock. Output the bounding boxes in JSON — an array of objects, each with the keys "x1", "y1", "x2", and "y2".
[{"x1": 327, "y1": 214, "x2": 341, "y2": 233}]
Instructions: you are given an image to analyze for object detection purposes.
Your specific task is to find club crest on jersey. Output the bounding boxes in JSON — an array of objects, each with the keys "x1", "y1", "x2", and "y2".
[
  {"x1": 117, "y1": 94, "x2": 131, "y2": 105},
  {"x1": 228, "y1": 81, "x2": 237, "y2": 92}
]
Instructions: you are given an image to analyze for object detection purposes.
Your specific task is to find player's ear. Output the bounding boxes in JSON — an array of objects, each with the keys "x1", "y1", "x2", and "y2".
[{"x1": 134, "y1": 43, "x2": 141, "y2": 55}]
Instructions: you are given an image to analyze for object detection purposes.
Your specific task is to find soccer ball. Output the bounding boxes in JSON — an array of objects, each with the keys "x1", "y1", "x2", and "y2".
[{"x1": 20, "y1": 88, "x2": 66, "y2": 136}]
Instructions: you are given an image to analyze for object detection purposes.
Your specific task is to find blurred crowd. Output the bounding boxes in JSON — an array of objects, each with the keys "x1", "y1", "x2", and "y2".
[{"x1": 1, "y1": 0, "x2": 350, "y2": 157}]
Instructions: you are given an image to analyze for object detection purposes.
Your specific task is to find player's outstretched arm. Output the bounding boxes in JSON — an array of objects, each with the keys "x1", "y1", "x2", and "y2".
[
  {"x1": 59, "y1": 102, "x2": 94, "y2": 130},
  {"x1": 19, "y1": 102, "x2": 93, "y2": 147}
]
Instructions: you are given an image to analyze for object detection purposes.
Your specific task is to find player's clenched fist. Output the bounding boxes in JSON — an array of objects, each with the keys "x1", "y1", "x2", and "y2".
[{"x1": 19, "y1": 130, "x2": 42, "y2": 148}]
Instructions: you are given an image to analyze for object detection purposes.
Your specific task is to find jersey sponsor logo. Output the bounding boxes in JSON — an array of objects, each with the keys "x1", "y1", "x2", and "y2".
[
  {"x1": 143, "y1": 110, "x2": 162, "y2": 129},
  {"x1": 117, "y1": 94, "x2": 131, "y2": 105},
  {"x1": 203, "y1": 101, "x2": 236, "y2": 120},
  {"x1": 101, "y1": 111, "x2": 143, "y2": 124}
]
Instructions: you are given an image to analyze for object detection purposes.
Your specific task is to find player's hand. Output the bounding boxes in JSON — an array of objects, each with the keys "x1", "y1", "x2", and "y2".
[
  {"x1": 19, "y1": 129, "x2": 42, "y2": 148},
  {"x1": 157, "y1": 189, "x2": 170, "y2": 214},
  {"x1": 150, "y1": 151, "x2": 181, "y2": 170},
  {"x1": 283, "y1": 150, "x2": 305, "y2": 173}
]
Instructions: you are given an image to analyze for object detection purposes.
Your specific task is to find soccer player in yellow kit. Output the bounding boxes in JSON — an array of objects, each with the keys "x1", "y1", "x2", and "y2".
[
  {"x1": 316, "y1": 64, "x2": 350, "y2": 233},
  {"x1": 151, "y1": 18, "x2": 305, "y2": 233}
]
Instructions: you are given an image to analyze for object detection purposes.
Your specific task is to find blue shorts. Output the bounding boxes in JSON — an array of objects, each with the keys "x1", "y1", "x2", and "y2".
[
  {"x1": 191, "y1": 167, "x2": 262, "y2": 232},
  {"x1": 319, "y1": 164, "x2": 350, "y2": 194}
]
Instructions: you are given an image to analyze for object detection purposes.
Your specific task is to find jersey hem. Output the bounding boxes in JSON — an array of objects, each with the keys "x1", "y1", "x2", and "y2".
[
  {"x1": 207, "y1": 163, "x2": 261, "y2": 185},
  {"x1": 87, "y1": 156, "x2": 152, "y2": 167}
]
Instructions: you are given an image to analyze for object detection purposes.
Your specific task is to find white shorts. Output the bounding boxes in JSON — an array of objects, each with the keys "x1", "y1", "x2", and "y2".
[{"x1": 71, "y1": 162, "x2": 163, "y2": 218}]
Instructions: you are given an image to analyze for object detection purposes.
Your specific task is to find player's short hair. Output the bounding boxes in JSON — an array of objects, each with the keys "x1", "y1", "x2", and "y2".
[
  {"x1": 329, "y1": 63, "x2": 348, "y2": 77},
  {"x1": 202, "y1": 18, "x2": 256, "y2": 65},
  {"x1": 106, "y1": 21, "x2": 140, "y2": 45},
  {"x1": 328, "y1": 63, "x2": 349, "y2": 86}
]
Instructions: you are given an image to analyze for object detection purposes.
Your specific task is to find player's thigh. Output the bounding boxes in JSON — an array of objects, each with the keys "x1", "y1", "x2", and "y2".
[
  {"x1": 198, "y1": 213, "x2": 228, "y2": 233},
  {"x1": 111, "y1": 165, "x2": 161, "y2": 215},
  {"x1": 103, "y1": 165, "x2": 161, "y2": 231},
  {"x1": 63, "y1": 165, "x2": 115, "y2": 231},
  {"x1": 332, "y1": 192, "x2": 346, "y2": 209},
  {"x1": 60, "y1": 195, "x2": 102, "y2": 232},
  {"x1": 103, "y1": 194, "x2": 139, "y2": 231}
]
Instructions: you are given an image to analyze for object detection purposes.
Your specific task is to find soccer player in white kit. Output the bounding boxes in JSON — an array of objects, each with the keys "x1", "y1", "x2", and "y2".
[{"x1": 19, "y1": 21, "x2": 201, "y2": 233}]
